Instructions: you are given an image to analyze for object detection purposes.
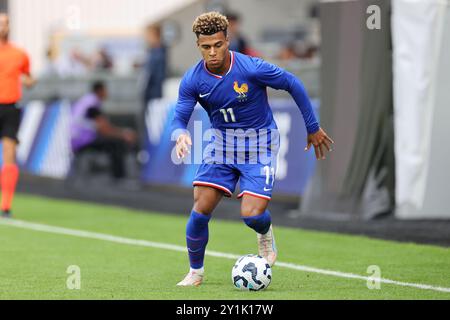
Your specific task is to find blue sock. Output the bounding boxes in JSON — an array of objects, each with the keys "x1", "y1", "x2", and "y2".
[
  {"x1": 242, "y1": 210, "x2": 271, "y2": 234},
  {"x1": 186, "y1": 210, "x2": 211, "y2": 269}
]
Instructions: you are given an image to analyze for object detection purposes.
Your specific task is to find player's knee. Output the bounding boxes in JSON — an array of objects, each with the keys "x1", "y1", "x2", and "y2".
[
  {"x1": 192, "y1": 204, "x2": 214, "y2": 215},
  {"x1": 240, "y1": 195, "x2": 269, "y2": 217},
  {"x1": 2, "y1": 139, "x2": 17, "y2": 164},
  {"x1": 192, "y1": 197, "x2": 215, "y2": 215},
  {"x1": 240, "y1": 204, "x2": 266, "y2": 217},
  {"x1": 193, "y1": 186, "x2": 222, "y2": 215}
]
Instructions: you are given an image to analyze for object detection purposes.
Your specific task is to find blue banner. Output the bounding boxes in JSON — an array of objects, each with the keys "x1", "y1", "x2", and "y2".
[{"x1": 141, "y1": 98, "x2": 319, "y2": 196}]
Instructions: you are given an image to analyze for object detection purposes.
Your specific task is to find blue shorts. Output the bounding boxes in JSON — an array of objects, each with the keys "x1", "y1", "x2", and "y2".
[{"x1": 193, "y1": 161, "x2": 277, "y2": 200}]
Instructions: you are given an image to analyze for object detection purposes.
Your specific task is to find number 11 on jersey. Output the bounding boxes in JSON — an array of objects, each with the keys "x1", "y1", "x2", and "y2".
[{"x1": 220, "y1": 108, "x2": 236, "y2": 123}]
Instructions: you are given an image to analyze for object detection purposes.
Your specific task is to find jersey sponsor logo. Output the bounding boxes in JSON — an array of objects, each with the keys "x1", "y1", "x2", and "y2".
[
  {"x1": 233, "y1": 81, "x2": 248, "y2": 101},
  {"x1": 199, "y1": 92, "x2": 211, "y2": 98},
  {"x1": 263, "y1": 187, "x2": 272, "y2": 192}
]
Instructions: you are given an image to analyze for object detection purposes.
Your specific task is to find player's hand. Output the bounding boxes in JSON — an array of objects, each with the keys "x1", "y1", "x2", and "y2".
[
  {"x1": 176, "y1": 133, "x2": 192, "y2": 159},
  {"x1": 121, "y1": 128, "x2": 137, "y2": 145},
  {"x1": 23, "y1": 75, "x2": 36, "y2": 89},
  {"x1": 304, "y1": 127, "x2": 334, "y2": 160}
]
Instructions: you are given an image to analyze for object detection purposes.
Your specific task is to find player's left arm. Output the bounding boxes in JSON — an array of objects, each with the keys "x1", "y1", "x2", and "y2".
[
  {"x1": 21, "y1": 52, "x2": 36, "y2": 88},
  {"x1": 252, "y1": 59, "x2": 334, "y2": 160}
]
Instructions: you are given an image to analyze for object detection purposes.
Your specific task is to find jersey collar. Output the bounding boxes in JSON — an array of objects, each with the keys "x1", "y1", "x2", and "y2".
[{"x1": 203, "y1": 51, "x2": 234, "y2": 79}]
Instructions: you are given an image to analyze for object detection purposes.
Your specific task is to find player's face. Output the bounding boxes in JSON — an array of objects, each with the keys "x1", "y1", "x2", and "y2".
[
  {"x1": 0, "y1": 14, "x2": 9, "y2": 40},
  {"x1": 98, "y1": 87, "x2": 108, "y2": 100},
  {"x1": 197, "y1": 31, "x2": 229, "y2": 70},
  {"x1": 145, "y1": 27, "x2": 159, "y2": 47}
]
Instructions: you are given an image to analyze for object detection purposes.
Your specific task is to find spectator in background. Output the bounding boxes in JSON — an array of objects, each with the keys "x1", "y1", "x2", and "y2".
[
  {"x1": 70, "y1": 81, "x2": 137, "y2": 181},
  {"x1": 226, "y1": 12, "x2": 260, "y2": 57},
  {"x1": 279, "y1": 42, "x2": 298, "y2": 61},
  {"x1": 277, "y1": 41, "x2": 302, "y2": 71},
  {"x1": 226, "y1": 12, "x2": 248, "y2": 54},
  {"x1": 41, "y1": 46, "x2": 58, "y2": 76},
  {"x1": 308, "y1": 3, "x2": 321, "y2": 53},
  {"x1": 51, "y1": 47, "x2": 90, "y2": 77},
  {"x1": 138, "y1": 23, "x2": 167, "y2": 160},
  {"x1": 52, "y1": 46, "x2": 114, "y2": 77},
  {"x1": 278, "y1": 41, "x2": 319, "y2": 69},
  {"x1": 142, "y1": 23, "x2": 167, "y2": 105},
  {"x1": 92, "y1": 46, "x2": 114, "y2": 72}
]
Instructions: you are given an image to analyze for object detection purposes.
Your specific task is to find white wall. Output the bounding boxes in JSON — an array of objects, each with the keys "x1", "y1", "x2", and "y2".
[{"x1": 393, "y1": 0, "x2": 450, "y2": 219}]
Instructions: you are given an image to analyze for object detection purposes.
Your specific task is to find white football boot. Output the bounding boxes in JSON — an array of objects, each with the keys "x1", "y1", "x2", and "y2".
[
  {"x1": 257, "y1": 224, "x2": 277, "y2": 266},
  {"x1": 176, "y1": 269, "x2": 204, "y2": 287}
]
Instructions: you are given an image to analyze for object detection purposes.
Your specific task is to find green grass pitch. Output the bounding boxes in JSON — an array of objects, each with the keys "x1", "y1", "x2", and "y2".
[{"x1": 0, "y1": 194, "x2": 449, "y2": 299}]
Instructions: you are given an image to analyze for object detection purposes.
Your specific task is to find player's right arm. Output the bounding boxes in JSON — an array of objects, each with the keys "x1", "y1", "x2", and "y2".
[
  {"x1": 171, "y1": 73, "x2": 198, "y2": 159},
  {"x1": 89, "y1": 108, "x2": 137, "y2": 145},
  {"x1": 21, "y1": 51, "x2": 36, "y2": 88},
  {"x1": 22, "y1": 74, "x2": 36, "y2": 88}
]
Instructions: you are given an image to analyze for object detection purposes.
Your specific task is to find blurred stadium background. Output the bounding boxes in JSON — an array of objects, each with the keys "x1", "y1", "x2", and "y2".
[
  {"x1": 0, "y1": 0, "x2": 450, "y2": 300},
  {"x1": 1, "y1": 0, "x2": 450, "y2": 244}
]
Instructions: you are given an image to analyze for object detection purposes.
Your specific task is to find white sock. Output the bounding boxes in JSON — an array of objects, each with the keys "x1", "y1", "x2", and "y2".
[{"x1": 190, "y1": 267, "x2": 204, "y2": 274}]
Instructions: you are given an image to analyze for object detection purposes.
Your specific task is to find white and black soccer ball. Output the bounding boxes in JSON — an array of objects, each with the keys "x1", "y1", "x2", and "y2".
[{"x1": 231, "y1": 254, "x2": 272, "y2": 291}]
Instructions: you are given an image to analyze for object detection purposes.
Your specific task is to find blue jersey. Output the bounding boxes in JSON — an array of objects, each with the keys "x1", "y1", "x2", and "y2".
[
  {"x1": 171, "y1": 51, "x2": 319, "y2": 135},
  {"x1": 172, "y1": 51, "x2": 319, "y2": 199}
]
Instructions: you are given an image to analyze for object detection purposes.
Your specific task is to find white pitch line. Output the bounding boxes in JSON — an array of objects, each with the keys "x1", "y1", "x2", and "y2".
[{"x1": 1, "y1": 218, "x2": 450, "y2": 294}]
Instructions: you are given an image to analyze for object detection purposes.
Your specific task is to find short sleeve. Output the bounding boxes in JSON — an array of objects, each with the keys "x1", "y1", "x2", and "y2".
[{"x1": 21, "y1": 52, "x2": 30, "y2": 75}]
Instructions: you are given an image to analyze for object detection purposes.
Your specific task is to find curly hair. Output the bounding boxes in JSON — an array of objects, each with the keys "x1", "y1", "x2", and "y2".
[{"x1": 192, "y1": 12, "x2": 229, "y2": 37}]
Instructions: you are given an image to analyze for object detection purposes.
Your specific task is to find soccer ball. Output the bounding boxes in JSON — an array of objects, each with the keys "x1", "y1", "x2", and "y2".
[{"x1": 231, "y1": 254, "x2": 272, "y2": 291}]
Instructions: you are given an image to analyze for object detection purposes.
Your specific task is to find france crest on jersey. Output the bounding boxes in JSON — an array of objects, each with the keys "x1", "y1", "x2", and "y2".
[{"x1": 171, "y1": 51, "x2": 319, "y2": 199}]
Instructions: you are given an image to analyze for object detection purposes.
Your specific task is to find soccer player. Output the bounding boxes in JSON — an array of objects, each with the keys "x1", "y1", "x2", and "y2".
[
  {"x1": 172, "y1": 12, "x2": 334, "y2": 286},
  {"x1": 0, "y1": 13, "x2": 35, "y2": 218}
]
